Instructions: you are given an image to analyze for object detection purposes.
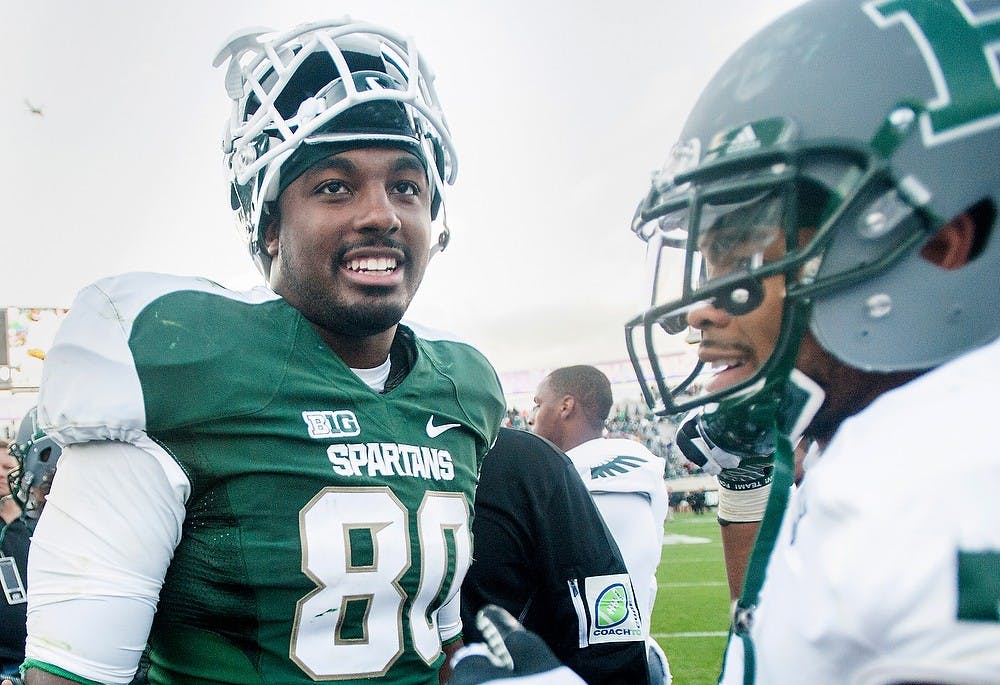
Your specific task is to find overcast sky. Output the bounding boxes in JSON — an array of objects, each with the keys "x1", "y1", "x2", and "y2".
[{"x1": 3, "y1": 0, "x2": 804, "y2": 376}]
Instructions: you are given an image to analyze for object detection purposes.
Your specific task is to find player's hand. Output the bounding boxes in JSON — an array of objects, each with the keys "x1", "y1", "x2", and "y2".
[
  {"x1": 448, "y1": 605, "x2": 584, "y2": 685},
  {"x1": 675, "y1": 410, "x2": 773, "y2": 492},
  {"x1": 676, "y1": 369, "x2": 823, "y2": 480},
  {"x1": 675, "y1": 409, "x2": 747, "y2": 475}
]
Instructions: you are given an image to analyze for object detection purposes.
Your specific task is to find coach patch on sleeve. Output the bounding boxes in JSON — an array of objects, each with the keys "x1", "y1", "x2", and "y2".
[
  {"x1": 957, "y1": 550, "x2": 1000, "y2": 622},
  {"x1": 583, "y1": 574, "x2": 644, "y2": 644}
]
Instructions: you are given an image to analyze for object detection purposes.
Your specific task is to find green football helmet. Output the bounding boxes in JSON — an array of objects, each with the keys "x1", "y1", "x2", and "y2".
[{"x1": 627, "y1": 0, "x2": 1000, "y2": 428}]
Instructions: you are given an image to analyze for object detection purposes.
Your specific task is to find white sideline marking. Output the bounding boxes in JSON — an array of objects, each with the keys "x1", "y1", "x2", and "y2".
[
  {"x1": 663, "y1": 533, "x2": 712, "y2": 545},
  {"x1": 652, "y1": 631, "x2": 728, "y2": 638}
]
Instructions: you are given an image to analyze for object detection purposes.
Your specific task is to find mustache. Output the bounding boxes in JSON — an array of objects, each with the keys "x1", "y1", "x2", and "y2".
[
  {"x1": 336, "y1": 237, "x2": 411, "y2": 261},
  {"x1": 697, "y1": 338, "x2": 755, "y2": 356}
]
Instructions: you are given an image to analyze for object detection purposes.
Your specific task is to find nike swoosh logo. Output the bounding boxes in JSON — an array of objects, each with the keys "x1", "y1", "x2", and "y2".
[{"x1": 426, "y1": 416, "x2": 461, "y2": 438}]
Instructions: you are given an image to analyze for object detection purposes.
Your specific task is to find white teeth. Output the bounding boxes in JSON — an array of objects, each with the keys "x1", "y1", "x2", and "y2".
[
  {"x1": 346, "y1": 256, "x2": 397, "y2": 273},
  {"x1": 711, "y1": 359, "x2": 743, "y2": 370}
]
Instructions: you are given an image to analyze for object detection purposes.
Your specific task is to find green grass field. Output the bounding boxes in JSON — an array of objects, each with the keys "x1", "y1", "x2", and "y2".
[{"x1": 650, "y1": 511, "x2": 730, "y2": 684}]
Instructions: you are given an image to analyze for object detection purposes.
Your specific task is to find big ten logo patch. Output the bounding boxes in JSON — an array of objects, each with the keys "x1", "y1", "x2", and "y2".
[{"x1": 302, "y1": 410, "x2": 361, "y2": 439}]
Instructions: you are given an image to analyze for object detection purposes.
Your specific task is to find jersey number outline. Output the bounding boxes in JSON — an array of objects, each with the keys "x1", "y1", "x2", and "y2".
[{"x1": 291, "y1": 487, "x2": 471, "y2": 680}]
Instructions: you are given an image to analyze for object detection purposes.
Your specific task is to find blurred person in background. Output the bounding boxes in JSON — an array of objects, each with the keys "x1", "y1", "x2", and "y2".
[
  {"x1": 2, "y1": 410, "x2": 61, "y2": 680},
  {"x1": 461, "y1": 427, "x2": 652, "y2": 684},
  {"x1": 0, "y1": 437, "x2": 27, "y2": 680}
]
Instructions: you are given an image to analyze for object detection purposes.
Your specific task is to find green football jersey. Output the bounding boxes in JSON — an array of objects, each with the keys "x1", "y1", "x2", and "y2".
[{"x1": 42, "y1": 273, "x2": 505, "y2": 685}]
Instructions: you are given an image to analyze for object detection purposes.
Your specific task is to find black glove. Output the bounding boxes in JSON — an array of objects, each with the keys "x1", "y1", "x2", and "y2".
[
  {"x1": 449, "y1": 605, "x2": 585, "y2": 685},
  {"x1": 675, "y1": 409, "x2": 745, "y2": 476},
  {"x1": 675, "y1": 409, "x2": 774, "y2": 489}
]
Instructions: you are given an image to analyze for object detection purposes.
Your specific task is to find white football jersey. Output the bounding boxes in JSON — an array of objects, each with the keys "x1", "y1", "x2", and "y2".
[
  {"x1": 721, "y1": 336, "x2": 1000, "y2": 685},
  {"x1": 567, "y1": 437, "x2": 668, "y2": 635}
]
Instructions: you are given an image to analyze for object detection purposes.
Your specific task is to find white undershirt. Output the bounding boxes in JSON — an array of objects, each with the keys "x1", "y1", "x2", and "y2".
[{"x1": 350, "y1": 356, "x2": 392, "y2": 392}]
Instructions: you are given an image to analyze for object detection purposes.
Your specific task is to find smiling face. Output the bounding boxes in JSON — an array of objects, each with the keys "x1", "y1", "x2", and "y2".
[{"x1": 266, "y1": 147, "x2": 433, "y2": 347}]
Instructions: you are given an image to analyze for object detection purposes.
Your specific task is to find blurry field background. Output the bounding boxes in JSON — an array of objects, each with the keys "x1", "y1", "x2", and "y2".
[{"x1": 651, "y1": 511, "x2": 730, "y2": 684}]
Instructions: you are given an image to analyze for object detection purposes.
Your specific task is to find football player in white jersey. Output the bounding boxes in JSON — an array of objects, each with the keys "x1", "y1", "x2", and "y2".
[
  {"x1": 624, "y1": 0, "x2": 1000, "y2": 682},
  {"x1": 448, "y1": 0, "x2": 999, "y2": 683}
]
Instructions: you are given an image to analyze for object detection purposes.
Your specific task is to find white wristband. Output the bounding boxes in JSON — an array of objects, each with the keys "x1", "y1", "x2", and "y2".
[{"x1": 717, "y1": 479, "x2": 772, "y2": 523}]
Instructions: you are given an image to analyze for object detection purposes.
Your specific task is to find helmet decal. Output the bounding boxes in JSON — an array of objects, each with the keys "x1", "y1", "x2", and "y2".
[
  {"x1": 704, "y1": 117, "x2": 797, "y2": 162},
  {"x1": 865, "y1": 0, "x2": 1000, "y2": 145},
  {"x1": 627, "y1": 0, "x2": 1000, "y2": 418}
]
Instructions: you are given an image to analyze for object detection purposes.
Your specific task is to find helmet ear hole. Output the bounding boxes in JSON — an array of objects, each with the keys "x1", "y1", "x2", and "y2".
[
  {"x1": 919, "y1": 211, "x2": 979, "y2": 272},
  {"x1": 432, "y1": 139, "x2": 446, "y2": 185},
  {"x1": 966, "y1": 198, "x2": 995, "y2": 261}
]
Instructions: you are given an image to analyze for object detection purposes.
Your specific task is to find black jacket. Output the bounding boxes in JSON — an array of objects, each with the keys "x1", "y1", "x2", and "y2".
[
  {"x1": 462, "y1": 428, "x2": 649, "y2": 684},
  {"x1": 0, "y1": 515, "x2": 33, "y2": 666}
]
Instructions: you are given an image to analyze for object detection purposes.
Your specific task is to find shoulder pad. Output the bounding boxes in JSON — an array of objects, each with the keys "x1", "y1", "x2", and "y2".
[
  {"x1": 571, "y1": 438, "x2": 668, "y2": 502},
  {"x1": 38, "y1": 272, "x2": 278, "y2": 445}
]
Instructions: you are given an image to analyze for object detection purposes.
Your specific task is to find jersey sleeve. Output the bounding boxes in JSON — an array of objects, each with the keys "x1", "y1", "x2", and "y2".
[
  {"x1": 437, "y1": 590, "x2": 463, "y2": 644},
  {"x1": 25, "y1": 438, "x2": 188, "y2": 684},
  {"x1": 38, "y1": 272, "x2": 280, "y2": 446},
  {"x1": 38, "y1": 278, "x2": 150, "y2": 445}
]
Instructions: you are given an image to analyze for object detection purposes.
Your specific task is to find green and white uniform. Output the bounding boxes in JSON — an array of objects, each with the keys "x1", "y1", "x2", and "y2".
[
  {"x1": 29, "y1": 272, "x2": 505, "y2": 685},
  {"x1": 720, "y1": 337, "x2": 1000, "y2": 684}
]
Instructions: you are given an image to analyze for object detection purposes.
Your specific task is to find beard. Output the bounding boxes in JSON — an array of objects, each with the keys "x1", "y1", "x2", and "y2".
[
  {"x1": 277, "y1": 249, "x2": 412, "y2": 339},
  {"x1": 801, "y1": 362, "x2": 922, "y2": 445},
  {"x1": 306, "y1": 291, "x2": 408, "y2": 338}
]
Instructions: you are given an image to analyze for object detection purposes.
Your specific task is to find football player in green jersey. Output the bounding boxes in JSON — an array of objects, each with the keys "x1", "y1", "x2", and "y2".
[{"x1": 13, "y1": 19, "x2": 505, "y2": 685}]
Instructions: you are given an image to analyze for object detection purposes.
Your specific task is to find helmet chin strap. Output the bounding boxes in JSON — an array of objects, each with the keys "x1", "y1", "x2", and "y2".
[
  {"x1": 720, "y1": 366, "x2": 822, "y2": 685},
  {"x1": 698, "y1": 303, "x2": 824, "y2": 685},
  {"x1": 727, "y1": 429, "x2": 795, "y2": 685},
  {"x1": 699, "y1": 299, "x2": 818, "y2": 457}
]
